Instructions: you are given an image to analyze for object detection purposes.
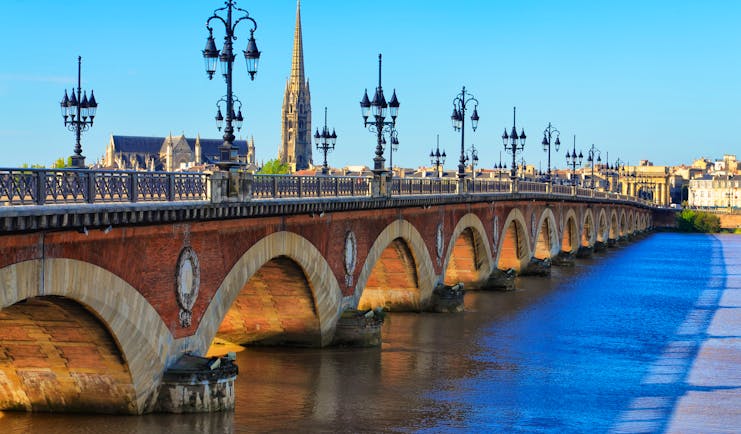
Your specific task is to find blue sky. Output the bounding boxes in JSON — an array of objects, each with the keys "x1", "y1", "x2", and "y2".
[{"x1": 1, "y1": 0, "x2": 738, "y2": 169}]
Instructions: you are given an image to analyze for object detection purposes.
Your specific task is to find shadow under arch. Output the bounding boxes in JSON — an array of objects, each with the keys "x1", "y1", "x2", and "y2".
[
  {"x1": 561, "y1": 209, "x2": 580, "y2": 253},
  {"x1": 0, "y1": 258, "x2": 171, "y2": 414},
  {"x1": 442, "y1": 213, "x2": 494, "y2": 289},
  {"x1": 620, "y1": 210, "x2": 628, "y2": 237},
  {"x1": 597, "y1": 208, "x2": 609, "y2": 243},
  {"x1": 581, "y1": 208, "x2": 596, "y2": 247},
  {"x1": 496, "y1": 208, "x2": 532, "y2": 273},
  {"x1": 194, "y1": 231, "x2": 343, "y2": 351},
  {"x1": 354, "y1": 219, "x2": 435, "y2": 311},
  {"x1": 628, "y1": 211, "x2": 635, "y2": 234},
  {"x1": 533, "y1": 208, "x2": 560, "y2": 260}
]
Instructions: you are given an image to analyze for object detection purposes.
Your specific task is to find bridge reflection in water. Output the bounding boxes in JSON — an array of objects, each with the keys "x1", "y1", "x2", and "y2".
[{"x1": 0, "y1": 169, "x2": 670, "y2": 414}]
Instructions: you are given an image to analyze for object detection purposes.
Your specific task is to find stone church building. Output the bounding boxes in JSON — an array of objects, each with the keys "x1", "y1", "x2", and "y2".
[{"x1": 101, "y1": 134, "x2": 255, "y2": 171}]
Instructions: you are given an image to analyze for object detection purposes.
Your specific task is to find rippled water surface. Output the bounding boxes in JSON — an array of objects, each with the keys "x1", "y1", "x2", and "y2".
[{"x1": 3, "y1": 233, "x2": 738, "y2": 433}]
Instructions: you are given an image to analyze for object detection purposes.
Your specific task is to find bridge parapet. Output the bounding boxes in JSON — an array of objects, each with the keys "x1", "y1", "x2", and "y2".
[{"x1": 0, "y1": 168, "x2": 663, "y2": 233}]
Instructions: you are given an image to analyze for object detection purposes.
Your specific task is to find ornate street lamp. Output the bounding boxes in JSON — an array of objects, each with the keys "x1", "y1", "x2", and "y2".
[
  {"x1": 467, "y1": 144, "x2": 479, "y2": 188},
  {"x1": 586, "y1": 144, "x2": 601, "y2": 189},
  {"x1": 314, "y1": 107, "x2": 337, "y2": 175},
  {"x1": 502, "y1": 107, "x2": 526, "y2": 180},
  {"x1": 429, "y1": 134, "x2": 446, "y2": 177},
  {"x1": 202, "y1": 0, "x2": 260, "y2": 170},
  {"x1": 451, "y1": 86, "x2": 479, "y2": 179},
  {"x1": 495, "y1": 151, "x2": 508, "y2": 183},
  {"x1": 541, "y1": 122, "x2": 561, "y2": 184},
  {"x1": 360, "y1": 54, "x2": 400, "y2": 175},
  {"x1": 60, "y1": 56, "x2": 98, "y2": 169},
  {"x1": 565, "y1": 135, "x2": 583, "y2": 186}
]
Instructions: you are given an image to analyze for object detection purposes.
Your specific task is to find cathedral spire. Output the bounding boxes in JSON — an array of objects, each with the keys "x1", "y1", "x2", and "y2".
[
  {"x1": 291, "y1": 0, "x2": 305, "y2": 84},
  {"x1": 280, "y1": 0, "x2": 312, "y2": 171}
]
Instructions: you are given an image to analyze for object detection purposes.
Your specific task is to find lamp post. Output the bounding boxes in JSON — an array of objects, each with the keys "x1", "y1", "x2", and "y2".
[
  {"x1": 565, "y1": 135, "x2": 583, "y2": 186},
  {"x1": 360, "y1": 54, "x2": 400, "y2": 175},
  {"x1": 314, "y1": 107, "x2": 337, "y2": 175},
  {"x1": 60, "y1": 56, "x2": 98, "y2": 169},
  {"x1": 429, "y1": 134, "x2": 446, "y2": 177},
  {"x1": 502, "y1": 107, "x2": 526, "y2": 180},
  {"x1": 386, "y1": 128, "x2": 400, "y2": 175},
  {"x1": 451, "y1": 86, "x2": 479, "y2": 179},
  {"x1": 541, "y1": 122, "x2": 561, "y2": 184},
  {"x1": 495, "y1": 151, "x2": 508, "y2": 184},
  {"x1": 202, "y1": 0, "x2": 260, "y2": 171},
  {"x1": 468, "y1": 144, "x2": 479, "y2": 189},
  {"x1": 586, "y1": 144, "x2": 601, "y2": 189}
]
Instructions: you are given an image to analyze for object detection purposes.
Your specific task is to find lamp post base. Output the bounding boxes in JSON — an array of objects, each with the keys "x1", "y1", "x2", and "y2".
[{"x1": 70, "y1": 155, "x2": 86, "y2": 169}]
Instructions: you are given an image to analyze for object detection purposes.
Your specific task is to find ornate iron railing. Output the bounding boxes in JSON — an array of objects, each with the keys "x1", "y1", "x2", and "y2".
[
  {"x1": 252, "y1": 174, "x2": 371, "y2": 199},
  {"x1": 552, "y1": 184, "x2": 573, "y2": 195},
  {"x1": 390, "y1": 177, "x2": 458, "y2": 195},
  {"x1": 0, "y1": 168, "x2": 655, "y2": 207},
  {"x1": 0, "y1": 168, "x2": 208, "y2": 205}
]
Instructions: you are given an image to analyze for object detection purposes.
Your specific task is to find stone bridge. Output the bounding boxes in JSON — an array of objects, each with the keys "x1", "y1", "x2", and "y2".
[{"x1": 0, "y1": 169, "x2": 673, "y2": 414}]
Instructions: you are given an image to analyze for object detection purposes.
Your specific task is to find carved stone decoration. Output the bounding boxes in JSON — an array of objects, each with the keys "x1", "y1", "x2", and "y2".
[
  {"x1": 176, "y1": 246, "x2": 200, "y2": 328},
  {"x1": 493, "y1": 216, "x2": 500, "y2": 250},
  {"x1": 531, "y1": 212, "x2": 537, "y2": 239},
  {"x1": 344, "y1": 231, "x2": 357, "y2": 276},
  {"x1": 436, "y1": 223, "x2": 444, "y2": 259}
]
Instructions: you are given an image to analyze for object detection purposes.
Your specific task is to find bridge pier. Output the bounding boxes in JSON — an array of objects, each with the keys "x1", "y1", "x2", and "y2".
[
  {"x1": 521, "y1": 258, "x2": 552, "y2": 277},
  {"x1": 155, "y1": 354, "x2": 238, "y2": 413},
  {"x1": 482, "y1": 269, "x2": 517, "y2": 291},
  {"x1": 594, "y1": 241, "x2": 607, "y2": 252},
  {"x1": 429, "y1": 283, "x2": 465, "y2": 313},
  {"x1": 331, "y1": 308, "x2": 384, "y2": 347},
  {"x1": 552, "y1": 251, "x2": 576, "y2": 266},
  {"x1": 576, "y1": 245, "x2": 594, "y2": 258}
]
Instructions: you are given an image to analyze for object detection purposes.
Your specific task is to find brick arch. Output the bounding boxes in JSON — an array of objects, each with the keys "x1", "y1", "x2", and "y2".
[
  {"x1": 609, "y1": 209, "x2": 619, "y2": 240},
  {"x1": 620, "y1": 210, "x2": 627, "y2": 236},
  {"x1": 561, "y1": 209, "x2": 580, "y2": 253},
  {"x1": 194, "y1": 231, "x2": 343, "y2": 350},
  {"x1": 496, "y1": 208, "x2": 532, "y2": 273},
  {"x1": 0, "y1": 259, "x2": 171, "y2": 415},
  {"x1": 442, "y1": 213, "x2": 494, "y2": 289},
  {"x1": 354, "y1": 219, "x2": 435, "y2": 311},
  {"x1": 581, "y1": 208, "x2": 596, "y2": 247},
  {"x1": 533, "y1": 208, "x2": 559, "y2": 260},
  {"x1": 597, "y1": 208, "x2": 609, "y2": 243},
  {"x1": 212, "y1": 257, "x2": 323, "y2": 348},
  {"x1": 628, "y1": 211, "x2": 635, "y2": 234}
]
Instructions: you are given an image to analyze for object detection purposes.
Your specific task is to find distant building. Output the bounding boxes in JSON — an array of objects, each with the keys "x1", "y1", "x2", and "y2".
[
  {"x1": 279, "y1": 0, "x2": 312, "y2": 172},
  {"x1": 101, "y1": 134, "x2": 256, "y2": 171},
  {"x1": 619, "y1": 161, "x2": 671, "y2": 206},
  {"x1": 689, "y1": 175, "x2": 740, "y2": 209}
]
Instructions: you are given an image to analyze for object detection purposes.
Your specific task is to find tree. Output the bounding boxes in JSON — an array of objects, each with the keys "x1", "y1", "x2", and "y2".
[
  {"x1": 259, "y1": 159, "x2": 290, "y2": 175},
  {"x1": 52, "y1": 156, "x2": 73, "y2": 169},
  {"x1": 676, "y1": 209, "x2": 720, "y2": 233}
]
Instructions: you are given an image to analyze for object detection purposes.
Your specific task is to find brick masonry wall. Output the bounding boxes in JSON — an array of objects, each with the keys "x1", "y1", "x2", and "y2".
[{"x1": 0, "y1": 201, "x2": 653, "y2": 342}]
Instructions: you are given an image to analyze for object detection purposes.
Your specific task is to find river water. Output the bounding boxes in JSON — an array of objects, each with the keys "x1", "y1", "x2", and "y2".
[{"x1": 2, "y1": 233, "x2": 739, "y2": 433}]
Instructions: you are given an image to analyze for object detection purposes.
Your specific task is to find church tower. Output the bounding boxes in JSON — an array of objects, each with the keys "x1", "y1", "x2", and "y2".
[{"x1": 279, "y1": 0, "x2": 312, "y2": 171}]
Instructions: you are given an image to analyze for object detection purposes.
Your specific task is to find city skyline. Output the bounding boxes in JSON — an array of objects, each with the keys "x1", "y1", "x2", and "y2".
[{"x1": 1, "y1": 0, "x2": 738, "y2": 169}]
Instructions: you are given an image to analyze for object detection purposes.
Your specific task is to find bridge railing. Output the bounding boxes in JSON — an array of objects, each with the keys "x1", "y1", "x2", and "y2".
[
  {"x1": 0, "y1": 168, "x2": 209, "y2": 205},
  {"x1": 391, "y1": 177, "x2": 458, "y2": 195},
  {"x1": 252, "y1": 174, "x2": 371, "y2": 199},
  {"x1": 0, "y1": 167, "x2": 656, "y2": 208},
  {"x1": 472, "y1": 179, "x2": 511, "y2": 193},
  {"x1": 551, "y1": 184, "x2": 573, "y2": 195},
  {"x1": 518, "y1": 181, "x2": 548, "y2": 193}
]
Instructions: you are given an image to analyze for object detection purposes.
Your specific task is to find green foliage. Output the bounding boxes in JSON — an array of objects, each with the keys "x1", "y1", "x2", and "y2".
[
  {"x1": 21, "y1": 163, "x2": 45, "y2": 169},
  {"x1": 676, "y1": 209, "x2": 721, "y2": 233},
  {"x1": 52, "y1": 157, "x2": 73, "y2": 169},
  {"x1": 259, "y1": 159, "x2": 290, "y2": 175}
]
